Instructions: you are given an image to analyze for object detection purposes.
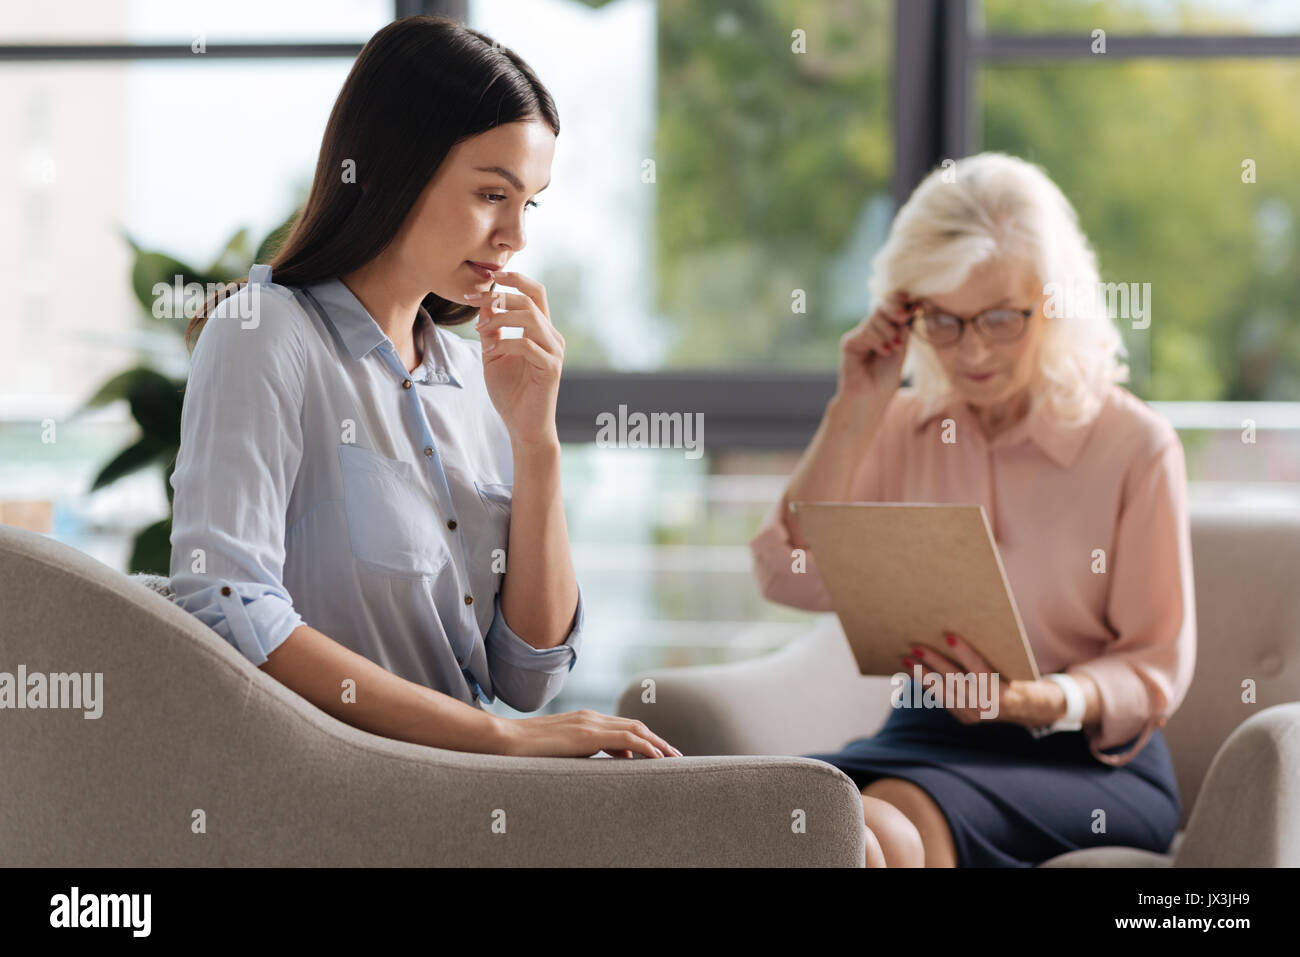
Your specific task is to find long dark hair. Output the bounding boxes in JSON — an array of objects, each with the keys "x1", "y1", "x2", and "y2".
[{"x1": 186, "y1": 14, "x2": 559, "y2": 353}]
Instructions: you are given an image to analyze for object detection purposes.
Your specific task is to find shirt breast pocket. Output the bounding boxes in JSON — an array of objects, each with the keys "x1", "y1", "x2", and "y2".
[
  {"x1": 476, "y1": 481, "x2": 512, "y2": 514},
  {"x1": 338, "y1": 443, "x2": 451, "y2": 579}
]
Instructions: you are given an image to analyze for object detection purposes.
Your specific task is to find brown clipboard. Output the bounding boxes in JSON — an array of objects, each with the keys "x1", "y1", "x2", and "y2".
[{"x1": 788, "y1": 501, "x2": 1040, "y2": 682}]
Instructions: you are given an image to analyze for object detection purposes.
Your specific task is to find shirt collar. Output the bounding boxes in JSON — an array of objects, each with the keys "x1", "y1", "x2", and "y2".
[
  {"x1": 913, "y1": 388, "x2": 1094, "y2": 470},
  {"x1": 303, "y1": 276, "x2": 462, "y2": 388}
]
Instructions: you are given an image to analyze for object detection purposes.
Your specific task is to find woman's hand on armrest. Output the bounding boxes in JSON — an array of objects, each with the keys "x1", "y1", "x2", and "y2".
[
  {"x1": 260, "y1": 623, "x2": 506, "y2": 753},
  {"x1": 261, "y1": 624, "x2": 682, "y2": 758},
  {"x1": 498, "y1": 710, "x2": 682, "y2": 759}
]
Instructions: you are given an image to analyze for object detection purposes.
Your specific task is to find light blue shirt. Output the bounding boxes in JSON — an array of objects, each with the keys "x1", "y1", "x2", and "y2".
[{"x1": 168, "y1": 263, "x2": 584, "y2": 712}]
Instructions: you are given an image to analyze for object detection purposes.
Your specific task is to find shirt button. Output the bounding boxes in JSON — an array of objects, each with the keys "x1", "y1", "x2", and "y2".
[
  {"x1": 447, "y1": 519, "x2": 457, "y2": 530},
  {"x1": 464, "y1": 594, "x2": 474, "y2": 605},
  {"x1": 424, "y1": 446, "x2": 433, "y2": 457},
  {"x1": 220, "y1": 586, "x2": 232, "y2": 596},
  {"x1": 402, "y1": 379, "x2": 412, "y2": 390}
]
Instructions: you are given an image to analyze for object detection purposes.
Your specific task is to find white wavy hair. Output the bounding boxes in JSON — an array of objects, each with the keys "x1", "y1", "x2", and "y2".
[{"x1": 868, "y1": 152, "x2": 1129, "y2": 428}]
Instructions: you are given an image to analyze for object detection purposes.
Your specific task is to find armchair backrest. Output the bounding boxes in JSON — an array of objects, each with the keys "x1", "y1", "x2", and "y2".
[{"x1": 1171, "y1": 505, "x2": 1300, "y2": 823}]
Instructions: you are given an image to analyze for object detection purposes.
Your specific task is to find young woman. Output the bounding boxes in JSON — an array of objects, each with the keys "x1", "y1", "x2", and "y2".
[
  {"x1": 171, "y1": 15, "x2": 679, "y2": 761},
  {"x1": 751, "y1": 152, "x2": 1195, "y2": 867}
]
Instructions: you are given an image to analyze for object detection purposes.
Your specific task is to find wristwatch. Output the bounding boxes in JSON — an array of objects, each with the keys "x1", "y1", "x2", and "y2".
[{"x1": 1028, "y1": 673, "x2": 1086, "y2": 738}]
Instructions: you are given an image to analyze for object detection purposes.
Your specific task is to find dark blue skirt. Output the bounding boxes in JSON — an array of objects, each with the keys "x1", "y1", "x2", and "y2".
[{"x1": 800, "y1": 685, "x2": 1181, "y2": 867}]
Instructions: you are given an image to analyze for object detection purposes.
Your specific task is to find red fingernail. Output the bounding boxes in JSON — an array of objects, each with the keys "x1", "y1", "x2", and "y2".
[
  {"x1": 946, "y1": 633, "x2": 957, "y2": 646},
  {"x1": 902, "y1": 657, "x2": 913, "y2": 668},
  {"x1": 912, "y1": 647, "x2": 925, "y2": 658}
]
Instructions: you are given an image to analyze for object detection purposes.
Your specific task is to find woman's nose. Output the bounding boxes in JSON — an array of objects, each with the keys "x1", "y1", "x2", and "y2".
[
  {"x1": 496, "y1": 214, "x2": 527, "y2": 254},
  {"x1": 957, "y1": 327, "x2": 992, "y2": 362}
]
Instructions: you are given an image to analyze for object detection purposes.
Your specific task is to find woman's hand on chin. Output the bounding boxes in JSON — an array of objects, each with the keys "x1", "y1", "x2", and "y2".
[
  {"x1": 902, "y1": 630, "x2": 1066, "y2": 729},
  {"x1": 468, "y1": 269, "x2": 565, "y2": 447}
]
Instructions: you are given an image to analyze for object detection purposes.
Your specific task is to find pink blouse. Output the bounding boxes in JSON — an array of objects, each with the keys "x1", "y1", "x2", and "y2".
[{"x1": 749, "y1": 384, "x2": 1197, "y2": 768}]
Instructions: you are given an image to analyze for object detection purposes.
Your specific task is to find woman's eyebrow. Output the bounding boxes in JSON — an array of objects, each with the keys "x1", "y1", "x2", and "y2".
[{"x1": 473, "y1": 165, "x2": 550, "y2": 194}]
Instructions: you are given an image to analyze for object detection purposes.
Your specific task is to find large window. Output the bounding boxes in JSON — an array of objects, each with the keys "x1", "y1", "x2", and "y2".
[{"x1": 3, "y1": 1, "x2": 1297, "y2": 721}]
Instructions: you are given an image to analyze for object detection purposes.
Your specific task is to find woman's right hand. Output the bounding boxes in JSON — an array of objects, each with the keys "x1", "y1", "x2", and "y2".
[
  {"x1": 836, "y1": 290, "x2": 913, "y2": 408},
  {"x1": 497, "y1": 709, "x2": 683, "y2": 759}
]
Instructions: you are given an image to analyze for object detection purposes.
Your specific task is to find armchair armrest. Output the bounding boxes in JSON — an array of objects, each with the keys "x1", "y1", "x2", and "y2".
[
  {"x1": 617, "y1": 613, "x2": 894, "y2": 757},
  {"x1": 182, "y1": 673, "x2": 872, "y2": 867},
  {"x1": 0, "y1": 525, "x2": 867, "y2": 866},
  {"x1": 4, "y1": 652, "x2": 869, "y2": 866},
  {"x1": 5, "y1": 522, "x2": 878, "y2": 868},
  {"x1": 1173, "y1": 702, "x2": 1300, "y2": 867}
]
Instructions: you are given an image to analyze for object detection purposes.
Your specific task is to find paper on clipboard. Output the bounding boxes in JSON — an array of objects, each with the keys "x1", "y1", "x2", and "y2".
[{"x1": 788, "y1": 501, "x2": 1040, "y2": 682}]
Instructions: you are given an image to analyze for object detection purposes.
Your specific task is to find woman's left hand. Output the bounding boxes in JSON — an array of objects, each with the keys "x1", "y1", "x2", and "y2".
[
  {"x1": 468, "y1": 270, "x2": 566, "y2": 447},
  {"x1": 903, "y1": 631, "x2": 1066, "y2": 729}
]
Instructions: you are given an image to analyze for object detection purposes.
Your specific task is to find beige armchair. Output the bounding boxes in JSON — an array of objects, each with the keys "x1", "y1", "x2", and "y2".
[
  {"x1": 0, "y1": 522, "x2": 862, "y2": 866},
  {"x1": 616, "y1": 504, "x2": 1300, "y2": 866}
]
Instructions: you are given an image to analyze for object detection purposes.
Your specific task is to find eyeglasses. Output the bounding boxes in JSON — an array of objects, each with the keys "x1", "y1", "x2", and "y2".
[{"x1": 902, "y1": 300, "x2": 1035, "y2": 347}]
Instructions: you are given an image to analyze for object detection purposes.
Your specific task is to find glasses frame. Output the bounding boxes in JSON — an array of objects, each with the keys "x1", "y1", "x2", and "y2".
[{"x1": 902, "y1": 300, "x2": 1036, "y2": 347}]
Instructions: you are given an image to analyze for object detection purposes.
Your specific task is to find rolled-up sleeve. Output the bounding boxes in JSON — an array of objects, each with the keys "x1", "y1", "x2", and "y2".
[
  {"x1": 174, "y1": 580, "x2": 304, "y2": 666},
  {"x1": 168, "y1": 286, "x2": 307, "y2": 666},
  {"x1": 1067, "y1": 438, "x2": 1197, "y2": 767},
  {"x1": 484, "y1": 584, "x2": 584, "y2": 712},
  {"x1": 748, "y1": 497, "x2": 835, "y2": 611}
]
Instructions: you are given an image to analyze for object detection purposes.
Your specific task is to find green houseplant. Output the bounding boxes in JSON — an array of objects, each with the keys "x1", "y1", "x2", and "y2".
[{"x1": 77, "y1": 215, "x2": 295, "y2": 575}]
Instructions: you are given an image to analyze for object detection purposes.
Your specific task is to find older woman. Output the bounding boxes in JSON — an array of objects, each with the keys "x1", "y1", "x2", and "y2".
[{"x1": 749, "y1": 152, "x2": 1195, "y2": 868}]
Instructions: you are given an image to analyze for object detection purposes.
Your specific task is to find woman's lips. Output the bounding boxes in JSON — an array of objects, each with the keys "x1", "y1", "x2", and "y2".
[
  {"x1": 466, "y1": 261, "x2": 497, "y2": 280},
  {"x1": 965, "y1": 370, "x2": 997, "y2": 382}
]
